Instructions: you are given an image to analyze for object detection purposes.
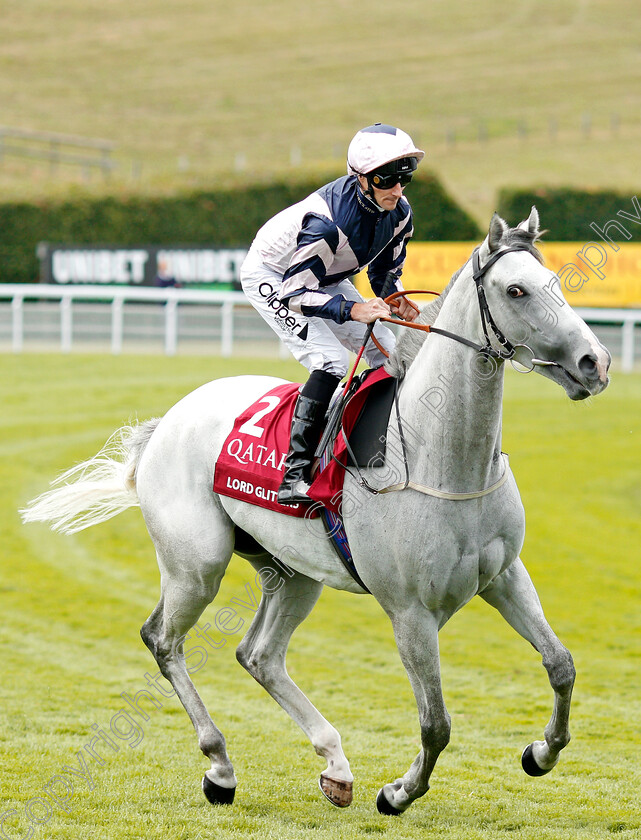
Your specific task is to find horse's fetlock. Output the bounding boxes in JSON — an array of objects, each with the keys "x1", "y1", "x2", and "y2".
[
  {"x1": 553, "y1": 734, "x2": 570, "y2": 753},
  {"x1": 404, "y1": 777, "x2": 430, "y2": 800},
  {"x1": 312, "y1": 724, "x2": 342, "y2": 758},
  {"x1": 545, "y1": 728, "x2": 571, "y2": 753},
  {"x1": 199, "y1": 731, "x2": 227, "y2": 759}
]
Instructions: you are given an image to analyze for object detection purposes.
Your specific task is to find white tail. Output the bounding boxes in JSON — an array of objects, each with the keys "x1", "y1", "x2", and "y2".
[{"x1": 21, "y1": 419, "x2": 160, "y2": 535}]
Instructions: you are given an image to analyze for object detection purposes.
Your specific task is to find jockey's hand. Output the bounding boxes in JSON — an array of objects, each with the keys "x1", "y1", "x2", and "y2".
[
  {"x1": 350, "y1": 298, "x2": 392, "y2": 323},
  {"x1": 392, "y1": 295, "x2": 420, "y2": 322}
]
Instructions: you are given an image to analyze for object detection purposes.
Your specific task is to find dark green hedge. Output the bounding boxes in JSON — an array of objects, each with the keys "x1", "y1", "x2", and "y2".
[
  {"x1": 498, "y1": 187, "x2": 641, "y2": 241},
  {"x1": 0, "y1": 172, "x2": 480, "y2": 284}
]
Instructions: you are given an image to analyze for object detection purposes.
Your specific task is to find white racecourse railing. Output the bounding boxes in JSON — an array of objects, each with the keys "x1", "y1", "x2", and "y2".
[
  {"x1": 0, "y1": 283, "x2": 289, "y2": 358},
  {"x1": 0, "y1": 284, "x2": 640, "y2": 371}
]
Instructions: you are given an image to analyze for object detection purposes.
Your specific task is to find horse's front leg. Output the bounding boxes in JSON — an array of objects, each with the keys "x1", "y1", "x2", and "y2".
[
  {"x1": 480, "y1": 557, "x2": 575, "y2": 775},
  {"x1": 376, "y1": 608, "x2": 451, "y2": 815}
]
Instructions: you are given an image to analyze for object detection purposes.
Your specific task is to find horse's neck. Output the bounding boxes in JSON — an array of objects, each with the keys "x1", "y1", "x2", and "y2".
[{"x1": 397, "y1": 272, "x2": 506, "y2": 492}]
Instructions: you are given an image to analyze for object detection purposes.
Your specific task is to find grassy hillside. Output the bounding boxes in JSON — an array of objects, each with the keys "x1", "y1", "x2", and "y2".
[
  {"x1": 1, "y1": 353, "x2": 640, "y2": 838},
  {"x1": 1, "y1": 0, "x2": 640, "y2": 224}
]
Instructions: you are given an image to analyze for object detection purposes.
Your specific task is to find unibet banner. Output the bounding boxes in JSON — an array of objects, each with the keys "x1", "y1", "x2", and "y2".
[
  {"x1": 354, "y1": 241, "x2": 641, "y2": 308},
  {"x1": 37, "y1": 244, "x2": 248, "y2": 290}
]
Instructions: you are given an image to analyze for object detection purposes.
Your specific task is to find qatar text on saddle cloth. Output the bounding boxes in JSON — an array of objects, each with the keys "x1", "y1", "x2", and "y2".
[
  {"x1": 213, "y1": 382, "x2": 318, "y2": 518},
  {"x1": 214, "y1": 367, "x2": 393, "y2": 519}
]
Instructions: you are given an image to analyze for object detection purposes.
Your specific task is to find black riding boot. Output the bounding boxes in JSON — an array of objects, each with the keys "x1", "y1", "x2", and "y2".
[
  {"x1": 277, "y1": 370, "x2": 340, "y2": 506},
  {"x1": 277, "y1": 394, "x2": 327, "y2": 506}
]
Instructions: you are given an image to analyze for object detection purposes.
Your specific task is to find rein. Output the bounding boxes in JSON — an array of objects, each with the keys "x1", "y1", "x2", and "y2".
[{"x1": 380, "y1": 244, "x2": 537, "y2": 361}]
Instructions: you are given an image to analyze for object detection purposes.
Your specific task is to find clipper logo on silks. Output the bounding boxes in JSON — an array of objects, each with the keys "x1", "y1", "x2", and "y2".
[
  {"x1": 213, "y1": 383, "x2": 318, "y2": 519},
  {"x1": 258, "y1": 282, "x2": 309, "y2": 340}
]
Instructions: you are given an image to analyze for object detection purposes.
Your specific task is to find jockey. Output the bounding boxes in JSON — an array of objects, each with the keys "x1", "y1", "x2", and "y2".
[{"x1": 240, "y1": 123, "x2": 424, "y2": 505}]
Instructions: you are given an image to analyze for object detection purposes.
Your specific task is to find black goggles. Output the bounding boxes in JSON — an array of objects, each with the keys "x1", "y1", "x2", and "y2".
[
  {"x1": 369, "y1": 170, "x2": 414, "y2": 190},
  {"x1": 367, "y1": 156, "x2": 418, "y2": 190}
]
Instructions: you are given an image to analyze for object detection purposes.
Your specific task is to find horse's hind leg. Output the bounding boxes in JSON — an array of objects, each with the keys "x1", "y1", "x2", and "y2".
[
  {"x1": 236, "y1": 559, "x2": 354, "y2": 807},
  {"x1": 480, "y1": 558, "x2": 575, "y2": 775},
  {"x1": 140, "y1": 508, "x2": 238, "y2": 804}
]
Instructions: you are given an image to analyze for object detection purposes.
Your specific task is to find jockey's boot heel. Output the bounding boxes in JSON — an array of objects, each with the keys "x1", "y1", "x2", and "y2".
[{"x1": 277, "y1": 394, "x2": 327, "y2": 506}]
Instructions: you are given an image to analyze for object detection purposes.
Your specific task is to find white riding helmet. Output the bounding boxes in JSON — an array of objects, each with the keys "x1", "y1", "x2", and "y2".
[{"x1": 347, "y1": 123, "x2": 425, "y2": 177}]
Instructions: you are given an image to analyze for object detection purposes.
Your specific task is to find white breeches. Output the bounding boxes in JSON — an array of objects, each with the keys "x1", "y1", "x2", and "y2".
[{"x1": 240, "y1": 252, "x2": 396, "y2": 378}]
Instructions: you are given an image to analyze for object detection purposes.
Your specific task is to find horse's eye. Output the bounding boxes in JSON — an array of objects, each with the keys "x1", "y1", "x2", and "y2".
[{"x1": 507, "y1": 285, "x2": 526, "y2": 299}]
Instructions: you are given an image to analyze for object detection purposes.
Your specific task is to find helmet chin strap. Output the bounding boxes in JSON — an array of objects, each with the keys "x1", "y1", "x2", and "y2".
[{"x1": 357, "y1": 174, "x2": 386, "y2": 212}]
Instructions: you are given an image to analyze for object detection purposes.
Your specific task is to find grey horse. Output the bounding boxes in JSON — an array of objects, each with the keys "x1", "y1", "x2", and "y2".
[{"x1": 22, "y1": 208, "x2": 610, "y2": 815}]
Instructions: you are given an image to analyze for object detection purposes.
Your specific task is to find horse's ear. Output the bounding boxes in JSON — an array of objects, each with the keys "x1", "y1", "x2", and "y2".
[
  {"x1": 518, "y1": 205, "x2": 540, "y2": 236},
  {"x1": 488, "y1": 213, "x2": 509, "y2": 252}
]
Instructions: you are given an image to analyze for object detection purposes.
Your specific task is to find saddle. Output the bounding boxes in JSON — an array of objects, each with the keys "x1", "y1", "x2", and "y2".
[
  {"x1": 318, "y1": 365, "x2": 397, "y2": 469},
  {"x1": 308, "y1": 366, "x2": 397, "y2": 509}
]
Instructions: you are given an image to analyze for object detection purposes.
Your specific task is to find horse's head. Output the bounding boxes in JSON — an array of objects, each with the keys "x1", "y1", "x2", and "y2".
[{"x1": 478, "y1": 207, "x2": 611, "y2": 399}]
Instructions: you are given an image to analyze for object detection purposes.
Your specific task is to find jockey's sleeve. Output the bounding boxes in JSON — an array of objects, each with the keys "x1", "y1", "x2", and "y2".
[
  {"x1": 280, "y1": 213, "x2": 337, "y2": 296},
  {"x1": 279, "y1": 213, "x2": 356, "y2": 322},
  {"x1": 287, "y1": 292, "x2": 355, "y2": 324}
]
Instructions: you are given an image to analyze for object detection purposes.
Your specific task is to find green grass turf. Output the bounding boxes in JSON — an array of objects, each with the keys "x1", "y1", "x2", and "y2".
[
  {"x1": 1, "y1": 353, "x2": 639, "y2": 839},
  {"x1": 1, "y1": 0, "x2": 640, "y2": 223}
]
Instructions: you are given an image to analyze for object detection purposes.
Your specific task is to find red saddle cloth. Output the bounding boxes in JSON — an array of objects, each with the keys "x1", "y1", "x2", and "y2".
[
  {"x1": 213, "y1": 367, "x2": 393, "y2": 519},
  {"x1": 213, "y1": 382, "x2": 309, "y2": 518}
]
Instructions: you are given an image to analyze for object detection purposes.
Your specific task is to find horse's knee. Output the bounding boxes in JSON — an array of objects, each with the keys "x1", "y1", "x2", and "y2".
[
  {"x1": 141, "y1": 598, "x2": 167, "y2": 655},
  {"x1": 141, "y1": 619, "x2": 185, "y2": 680},
  {"x1": 235, "y1": 640, "x2": 258, "y2": 676},
  {"x1": 544, "y1": 646, "x2": 575, "y2": 694}
]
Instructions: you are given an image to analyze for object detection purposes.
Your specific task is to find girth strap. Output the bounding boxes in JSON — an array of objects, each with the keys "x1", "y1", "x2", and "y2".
[{"x1": 377, "y1": 454, "x2": 511, "y2": 499}]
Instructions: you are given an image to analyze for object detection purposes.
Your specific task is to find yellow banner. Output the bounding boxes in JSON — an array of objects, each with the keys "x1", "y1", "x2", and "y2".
[{"x1": 354, "y1": 241, "x2": 641, "y2": 308}]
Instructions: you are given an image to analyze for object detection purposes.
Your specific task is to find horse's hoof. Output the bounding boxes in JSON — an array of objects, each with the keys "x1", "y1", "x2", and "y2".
[
  {"x1": 202, "y1": 774, "x2": 236, "y2": 805},
  {"x1": 319, "y1": 775, "x2": 353, "y2": 808},
  {"x1": 376, "y1": 787, "x2": 403, "y2": 816},
  {"x1": 521, "y1": 743, "x2": 554, "y2": 777}
]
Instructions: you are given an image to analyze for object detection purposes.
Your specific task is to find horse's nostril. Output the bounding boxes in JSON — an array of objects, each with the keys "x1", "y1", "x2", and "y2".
[{"x1": 578, "y1": 354, "x2": 598, "y2": 378}]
